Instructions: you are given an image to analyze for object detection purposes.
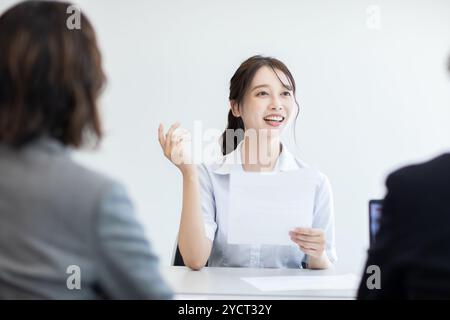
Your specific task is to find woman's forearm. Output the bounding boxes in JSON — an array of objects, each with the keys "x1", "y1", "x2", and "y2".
[{"x1": 178, "y1": 167, "x2": 212, "y2": 270}]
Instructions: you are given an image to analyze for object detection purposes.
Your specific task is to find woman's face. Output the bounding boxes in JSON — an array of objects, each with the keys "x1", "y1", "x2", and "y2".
[{"x1": 231, "y1": 66, "x2": 295, "y2": 138}]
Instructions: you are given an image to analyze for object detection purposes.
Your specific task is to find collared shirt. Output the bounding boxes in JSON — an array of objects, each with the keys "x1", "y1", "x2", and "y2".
[{"x1": 198, "y1": 140, "x2": 337, "y2": 269}]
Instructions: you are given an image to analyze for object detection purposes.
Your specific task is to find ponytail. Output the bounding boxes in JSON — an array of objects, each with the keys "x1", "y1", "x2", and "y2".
[{"x1": 220, "y1": 109, "x2": 245, "y2": 155}]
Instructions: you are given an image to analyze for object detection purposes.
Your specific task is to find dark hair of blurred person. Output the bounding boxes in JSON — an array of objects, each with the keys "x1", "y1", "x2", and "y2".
[{"x1": 0, "y1": 0, "x2": 104, "y2": 148}]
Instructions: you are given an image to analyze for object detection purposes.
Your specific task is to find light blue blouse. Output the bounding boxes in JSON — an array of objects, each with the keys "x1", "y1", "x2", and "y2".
[{"x1": 198, "y1": 141, "x2": 337, "y2": 269}]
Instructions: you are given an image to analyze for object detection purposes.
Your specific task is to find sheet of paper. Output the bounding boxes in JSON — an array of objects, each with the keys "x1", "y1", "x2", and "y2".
[
  {"x1": 241, "y1": 274, "x2": 360, "y2": 291},
  {"x1": 227, "y1": 170, "x2": 316, "y2": 246}
]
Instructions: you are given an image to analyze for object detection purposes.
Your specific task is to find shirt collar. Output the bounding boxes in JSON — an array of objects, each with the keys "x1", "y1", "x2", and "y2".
[
  {"x1": 26, "y1": 136, "x2": 70, "y2": 156},
  {"x1": 212, "y1": 140, "x2": 302, "y2": 175}
]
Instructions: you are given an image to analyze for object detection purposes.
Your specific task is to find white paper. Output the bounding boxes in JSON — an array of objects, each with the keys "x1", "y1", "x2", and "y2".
[
  {"x1": 227, "y1": 170, "x2": 316, "y2": 246},
  {"x1": 241, "y1": 274, "x2": 360, "y2": 291}
]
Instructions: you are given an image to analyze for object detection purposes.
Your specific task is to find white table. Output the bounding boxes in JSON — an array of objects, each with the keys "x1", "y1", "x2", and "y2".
[{"x1": 161, "y1": 266, "x2": 358, "y2": 299}]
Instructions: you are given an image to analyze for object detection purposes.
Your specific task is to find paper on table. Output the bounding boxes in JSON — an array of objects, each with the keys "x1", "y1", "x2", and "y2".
[
  {"x1": 227, "y1": 170, "x2": 316, "y2": 246},
  {"x1": 242, "y1": 274, "x2": 360, "y2": 291}
]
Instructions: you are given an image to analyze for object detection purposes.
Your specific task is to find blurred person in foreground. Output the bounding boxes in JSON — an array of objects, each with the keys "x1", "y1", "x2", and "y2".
[
  {"x1": 0, "y1": 0, "x2": 172, "y2": 299},
  {"x1": 358, "y1": 55, "x2": 450, "y2": 299}
]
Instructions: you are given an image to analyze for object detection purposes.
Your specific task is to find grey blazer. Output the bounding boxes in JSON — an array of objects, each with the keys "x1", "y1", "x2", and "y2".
[{"x1": 0, "y1": 138, "x2": 173, "y2": 299}]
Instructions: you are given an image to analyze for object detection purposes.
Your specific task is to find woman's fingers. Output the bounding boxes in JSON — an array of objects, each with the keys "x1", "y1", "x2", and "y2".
[
  {"x1": 298, "y1": 244, "x2": 317, "y2": 256},
  {"x1": 159, "y1": 122, "x2": 193, "y2": 168},
  {"x1": 291, "y1": 236, "x2": 320, "y2": 246},
  {"x1": 293, "y1": 239, "x2": 325, "y2": 250},
  {"x1": 164, "y1": 122, "x2": 180, "y2": 155},
  {"x1": 292, "y1": 228, "x2": 323, "y2": 237},
  {"x1": 289, "y1": 232, "x2": 324, "y2": 253},
  {"x1": 289, "y1": 231, "x2": 323, "y2": 242},
  {"x1": 158, "y1": 122, "x2": 181, "y2": 156},
  {"x1": 165, "y1": 122, "x2": 180, "y2": 145},
  {"x1": 290, "y1": 228, "x2": 325, "y2": 257},
  {"x1": 293, "y1": 235, "x2": 322, "y2": 243},
  {"x1": 158, "y1": 124, "x2": 166, "y2": 149},
  {"x1": 298, "y1": 242, "x2": 320, "y2": 256}
]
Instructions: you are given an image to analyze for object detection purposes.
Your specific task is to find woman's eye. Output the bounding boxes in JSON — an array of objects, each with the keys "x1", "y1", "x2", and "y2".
[
  {"x1": 256, "y1": 91, "x2": 268, "y2": 96},
  {"x1": 282, "y1": 91, "x2": 291, "y2": 96}
]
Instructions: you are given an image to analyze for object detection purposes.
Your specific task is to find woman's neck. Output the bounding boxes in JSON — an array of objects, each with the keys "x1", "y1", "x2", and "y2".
[{"x1": 241, "y1": 135, "x2": 281, "y2": 172}]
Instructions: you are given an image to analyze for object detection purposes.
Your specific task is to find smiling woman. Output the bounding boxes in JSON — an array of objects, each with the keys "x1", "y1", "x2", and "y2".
[
  {"x1": 159, "y1": 55, "x2": 337, "y2": 271},
  {"x1": 222, "y1": 55, "x2": 300, "y2": 156}
]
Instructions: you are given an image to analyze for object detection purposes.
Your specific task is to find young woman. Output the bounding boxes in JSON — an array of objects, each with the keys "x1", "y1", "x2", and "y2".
[{"x1": 158, "y1": 55, "x2": 336, "y2": 270}]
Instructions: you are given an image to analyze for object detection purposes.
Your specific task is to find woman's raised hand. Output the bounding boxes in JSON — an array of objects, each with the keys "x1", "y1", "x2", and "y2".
[{"x1": 158, "y1": 122, "x2": 194, "y2": 175}]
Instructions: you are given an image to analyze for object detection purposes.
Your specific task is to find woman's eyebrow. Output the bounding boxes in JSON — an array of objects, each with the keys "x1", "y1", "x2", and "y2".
[
  {"x1": 251, "y1": 83, "x2": 293, "y2": 92},
  {"x1": 251, "y1": 84, "x2": 270, "y2": 91}
]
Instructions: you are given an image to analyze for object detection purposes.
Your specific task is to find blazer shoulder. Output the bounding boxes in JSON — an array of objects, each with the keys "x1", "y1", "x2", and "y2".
[
  {"x1": 387, "y1": 153, "x2": 450, "y2": 189},
  {"x1": 47, "y1": 154, "x2": 123, "y2": 213}
]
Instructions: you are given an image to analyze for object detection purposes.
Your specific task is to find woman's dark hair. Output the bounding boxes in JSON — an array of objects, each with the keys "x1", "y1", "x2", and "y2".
[
  {"x1": 220, "y1": 55, "x2": 300, "y2": 155},
  {"x1": 0, "y1": 0, "x2": 105, "y2": 148}
]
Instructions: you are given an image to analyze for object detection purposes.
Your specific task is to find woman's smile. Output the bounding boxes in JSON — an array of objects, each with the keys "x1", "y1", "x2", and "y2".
[{"x1": 263, "y1": 113, "x2": 286, "y2": 127}]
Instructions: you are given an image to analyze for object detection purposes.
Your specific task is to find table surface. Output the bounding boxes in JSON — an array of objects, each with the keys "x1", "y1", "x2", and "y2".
[{"x1": 161, "y1": 266, "x2": 359, "y2": 300}]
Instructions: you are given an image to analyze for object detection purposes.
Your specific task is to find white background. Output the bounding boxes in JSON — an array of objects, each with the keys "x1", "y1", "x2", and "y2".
[{"x1": 2, "y1": 0, "x2": 450, "y2": 274}]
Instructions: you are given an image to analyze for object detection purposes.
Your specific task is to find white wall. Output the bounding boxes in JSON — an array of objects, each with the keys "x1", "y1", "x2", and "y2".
[{"x1": 2, "y1": 0, "x2": 450, "y2": 274}]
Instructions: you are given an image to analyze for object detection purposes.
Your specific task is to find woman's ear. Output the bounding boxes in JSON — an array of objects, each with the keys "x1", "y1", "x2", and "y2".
[{"x1": 230, "y1": 100, "x2": 241, "y2": 117}]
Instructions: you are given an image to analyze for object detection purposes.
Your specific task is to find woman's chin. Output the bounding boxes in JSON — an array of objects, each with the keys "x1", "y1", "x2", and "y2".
[{"x1": 259, "y1": 126, "x2": 283, "y2": 138}]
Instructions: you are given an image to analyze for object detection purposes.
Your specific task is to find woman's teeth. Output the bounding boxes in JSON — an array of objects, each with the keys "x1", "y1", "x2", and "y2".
[{"x1": 263, "y1": 116, "x2": 284, "y2": 122}]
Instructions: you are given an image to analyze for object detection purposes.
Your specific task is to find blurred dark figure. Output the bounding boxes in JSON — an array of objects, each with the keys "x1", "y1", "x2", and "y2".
[
  {"x1": 0, "y1": 0, "x2": 172, "y2": 299},
  {"x1": 358, "y1": 55, "x2": 450, "y2": 299}
]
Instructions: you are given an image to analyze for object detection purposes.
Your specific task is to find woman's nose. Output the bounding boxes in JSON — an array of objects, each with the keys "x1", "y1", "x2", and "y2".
[
  {"x1": 271, "y1": 96, "x2": 283, "y2": 109},
  {"x1": 271, "y1": 104, "x2": 283, "y2": 111}
]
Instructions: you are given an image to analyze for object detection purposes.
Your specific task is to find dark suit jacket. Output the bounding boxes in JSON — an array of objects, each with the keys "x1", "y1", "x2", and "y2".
[{"x1": 358, "y1": 153, "x2": 450, "y2": 299}]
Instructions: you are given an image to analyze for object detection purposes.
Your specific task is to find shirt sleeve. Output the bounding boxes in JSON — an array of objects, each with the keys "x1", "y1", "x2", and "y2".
[
  {"x1": 94, "y1": 181, "x2": 173, "y2": 299},
  {"x1": 312, "y1": 173, "x2": 338, "y2": 263},
  {"x1": 197, "y1": 164, "x2": 217, "y2": 242}
]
